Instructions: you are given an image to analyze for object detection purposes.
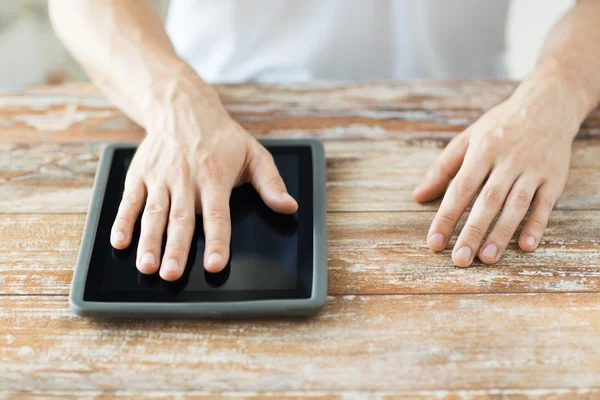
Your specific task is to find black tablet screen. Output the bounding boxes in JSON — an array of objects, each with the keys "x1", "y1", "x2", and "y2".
[{"x1": 83, "y1": 146, "x2": 314, "y2": 302}]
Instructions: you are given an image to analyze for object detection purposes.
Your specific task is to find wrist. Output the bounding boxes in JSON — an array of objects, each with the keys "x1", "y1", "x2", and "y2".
[
  {"x1": 141, "y1": 62, "x2": 226, "y2": 135},
  {"x1": 512, "y1": 59, "x2": 593, "y2": 127}
]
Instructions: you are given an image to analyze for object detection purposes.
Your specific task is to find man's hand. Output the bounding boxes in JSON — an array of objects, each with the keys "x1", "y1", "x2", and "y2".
[
  {"x1": 109, "y1": 95, "x2": 298, "y2": 280},
  {"x1": 413, "y1": 77, "x2": 581, "y2": 267},
  {"x1": 49, "y1": 0, "x2": 298, "y2": 280},
  {"x1": 412, "y1": 0, "x2": 600, "y2": 267}
]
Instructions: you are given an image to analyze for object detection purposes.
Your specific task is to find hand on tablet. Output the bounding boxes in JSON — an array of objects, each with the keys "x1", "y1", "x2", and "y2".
[
  {"x1": 109, "y1": 99, "x2": 298, "y2": 281},
  {"x1": 413, "y1": 78, "x2": 580, "y2": 267}
]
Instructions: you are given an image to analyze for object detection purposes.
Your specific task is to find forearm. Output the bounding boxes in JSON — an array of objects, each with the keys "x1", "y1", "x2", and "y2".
[
  {"x1": 49, "y1": 0, "x2": 219, "y2": 129},
  {"x1": 512, "y1": 0, "x2": 600, "y2": 129}
]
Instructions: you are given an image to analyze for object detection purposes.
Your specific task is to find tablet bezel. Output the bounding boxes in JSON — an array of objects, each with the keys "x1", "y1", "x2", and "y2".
[{"x1": 70, "y1": 139, "x2": 327, "y2": 318}]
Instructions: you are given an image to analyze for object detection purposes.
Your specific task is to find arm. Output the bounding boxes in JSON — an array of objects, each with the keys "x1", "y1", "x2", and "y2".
[
  {"x1": 50, "y1": 0, "x2": 298, "y2": 279},
  {"x1": 413, "y1": 0, "x2": 600, "y2": 267}
]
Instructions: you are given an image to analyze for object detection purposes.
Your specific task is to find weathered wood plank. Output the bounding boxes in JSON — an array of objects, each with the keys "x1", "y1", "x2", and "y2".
[
  {"x1": 2, "y1": 294, "x2": 600, "y2": 392},
  {"x1": 1, "y1": 83, "x2": 599, "y2": 142},
  {"x1": 3, "y1": 83, "x2": 600, "y2": 396},
  {"x1": 3, "y1": 389, "x2": 600, "y2": 399},
  {"x1": 2, "y1": 211, "x2": 599, "y2": 296},
  {"x1": 2, "y1": 140, "x2": 600, "y2": 214}
]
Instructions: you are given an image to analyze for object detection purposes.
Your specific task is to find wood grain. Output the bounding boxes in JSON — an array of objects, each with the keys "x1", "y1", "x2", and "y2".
[
  {"x1": 2, "y1": 82, "x2": 600, "y2": 142},
  {"x1": 3, "y1": 389, "x2": 600, "y2": 399},
  {"x1": 2, "y1": 140, "x2": 600, "y2": 214},
  {"x1": 2, "y1": 294, "x2": 600, "y2": 392},
  {"x1": 2, "y1": 211, "x2": 600, "y2": 296},
  {"x1": 3, "y1": 82, "x2": 600, "y2": 396}
]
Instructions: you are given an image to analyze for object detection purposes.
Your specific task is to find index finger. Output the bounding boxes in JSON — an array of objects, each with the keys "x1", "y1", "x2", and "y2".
[
  {"x1": 111, "y1": 177, "x2": 146, "y2": 249},
  {"x1": 413, "y1": 133, "x2": 469, "y2": 203},
  {"x1": 201, "y1": 184, "x2": 232, "y2": 273},
  {"x1": 427, "y1": 153, "x2": 491, "y2": 252}
]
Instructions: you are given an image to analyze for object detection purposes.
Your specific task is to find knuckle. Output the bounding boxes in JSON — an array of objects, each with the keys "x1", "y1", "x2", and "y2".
[
  {"x1": 122, "y1": 193, "x2": 142, "y2": 207},
  {"x1": 494, "y1": 224, "x2": 514, "y2": 240},
  {"x1": 174, "y1": 159, "x2": 191, "y2": 176},
  {"x1": 427, "y1": 163, "x2": 452, "y2": 182},
  {"x1": 200, "y1": 156, "x2": 223, "y2": 183},
  {"x1": 250, "y1": 150, "x2": 276, "y2": 176},
  {"x1": 204, "y1": 209, "x2": 231, "y2": 224},
  {"x1": 114, "y1": 215, "x2": 134, "y2": 226},
  {"x1": 140, "y1": 234, "x2": 161, "y2": 245},
  {"x1": 528, "y1": 217, "x2": 547, "y2": 233},
  {"x1": 260, "y1": 149, "x2": 275, "y2": 163},
  {"x1": 205, "y1": 238, "x2": 227, "y2": 249},
  {"x1": 478, "y1": 136, "x2": 497, "y2": 154},
  {"x1": 491, "y1": 125, "x2": 517, "y2": 143},
  {"x1": 123, "y1": 175, "x2": 142, "y2": 190},
  {"x1": 507, "y1": 149, "x2": 524, "y2": 165},
  {"x1": 265, "y1": 174, "x2": 285, "y2": 187},
  {"x1": 454, "y1": 131, "x2": 469, "y2": 143},
  {"x1": 463, "y1": 224, "x2": 485, "y2": 240},
  {"x1": 513, "y1": 190, "x2": 531, "y2": 207},
  {"x1": 145, "y1": 203, "x2": 166, "y2": 215},
  {"x1": 166, "y1": 240, "x2": 188, "y2": 253},
  {"x1": 540, "y1": 196, "x2": 556, "y2": 212},
  {"x1": 454, "y1": 177, "x2": 476, "y2": 197},
  {"x1": 483, "y1": 187, "x2": 504, "y2": 207},
  {"x1": 435, "y1": 213, "x2": 458, "y2": 230},
  {"x1": 492, "y1": 127, "x2": 505, "y2": 138},
  {"x1": 170, "y1": 208, "x2": 193, "y2": 223}
]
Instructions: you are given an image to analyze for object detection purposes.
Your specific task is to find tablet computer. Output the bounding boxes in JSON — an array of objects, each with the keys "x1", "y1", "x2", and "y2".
[{"x1": 70, "y1": 139, "x2": 327, "y2": 318}]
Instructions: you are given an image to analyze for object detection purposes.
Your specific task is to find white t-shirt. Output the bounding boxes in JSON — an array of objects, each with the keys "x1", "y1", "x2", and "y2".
[{"x1": 166, "y1": 0, "x2": 509, "y2": 83}]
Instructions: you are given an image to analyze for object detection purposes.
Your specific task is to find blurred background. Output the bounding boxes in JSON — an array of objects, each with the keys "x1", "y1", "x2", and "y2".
[{"x1": 0, "y1": 0, "x2": 573, "y2": 89}]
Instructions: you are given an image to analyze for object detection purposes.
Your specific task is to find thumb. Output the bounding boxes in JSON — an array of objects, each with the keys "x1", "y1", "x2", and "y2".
[
  {"x1": 247, "y1": 146, "x2": 299, "y2": 214},
  {"x1": 413, "y1": 133, "x2": 468, "y2": 203}
]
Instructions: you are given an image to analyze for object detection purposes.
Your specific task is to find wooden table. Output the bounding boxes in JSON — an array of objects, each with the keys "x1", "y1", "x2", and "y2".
[{"x1": 2, "y1": 82, "x2": 600, "y2": 398}]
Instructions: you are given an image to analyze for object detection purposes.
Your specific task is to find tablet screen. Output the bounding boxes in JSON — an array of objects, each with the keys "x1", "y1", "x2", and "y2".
[{"x1": 83, "y1": 146, "x2": 314, "y2": 302}]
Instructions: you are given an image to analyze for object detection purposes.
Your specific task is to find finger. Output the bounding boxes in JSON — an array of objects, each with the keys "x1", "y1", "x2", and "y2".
[
  {"x1": 136, "y1": 187, "x2": 170, "y2": 274},
  {"x1": 201, "y1": 184, "x2": 232, "y2": 273},
  {"x1": 413, "y1": 133, "x2": 469, "y2": 203},
  {"x1": 248, "y1": 146, "x2": 298, "y2": 214},
  {"x1": 111, "y1": 177, "x2": 146, "y2": 249},
  {"x1": 452, "y1": 166, "x2": 520, "y2": 267},
  {"x1": 159, "y1": 189, "x2": 195, "y2": 281},
  {"x1": 427, "y1": 151, "x2": 492, "y2": 252},
  {"x1": 478, "y1": 175, "x2": 538, "y2": 264},
  {"x1": 518, "y1": 183, "x2": 558, "y2": 252}
]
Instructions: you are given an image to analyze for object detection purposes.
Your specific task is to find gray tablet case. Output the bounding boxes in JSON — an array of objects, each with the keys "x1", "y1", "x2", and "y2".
[{"x1": 70, "y1": 139, "x2": 327, "y2": 318}]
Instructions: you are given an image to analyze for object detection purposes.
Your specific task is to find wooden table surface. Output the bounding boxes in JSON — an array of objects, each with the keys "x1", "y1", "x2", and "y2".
[{"x1": 2, "y1": 82, "x2": 600, "y2": 399}]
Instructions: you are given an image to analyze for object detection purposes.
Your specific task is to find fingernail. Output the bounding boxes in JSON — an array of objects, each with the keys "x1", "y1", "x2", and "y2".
[
  {"x1": 429, "y1": 232, "x2": 445, "y2": 249},
  {"x1": 163, "y1": 259, "x2": 179, "y2": 272},
  {"x1": 113, "y1": 231, "x2": 125, "y2": 242},
  {"x1": 482, "y1": 243, "x2": 498, "y2": 259},
  {"x1": 207, "y1": 252, "x2": 222, "y2": 266},
  {"x1": 141, "y1": 252, "x2": 155, "y2": 265},
  {"x1": 456, "y1": 246, "x2": 472, "y2": 264},
  {"x1": 524, "y1": 236, "x2": 536, "y2": 248}
]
